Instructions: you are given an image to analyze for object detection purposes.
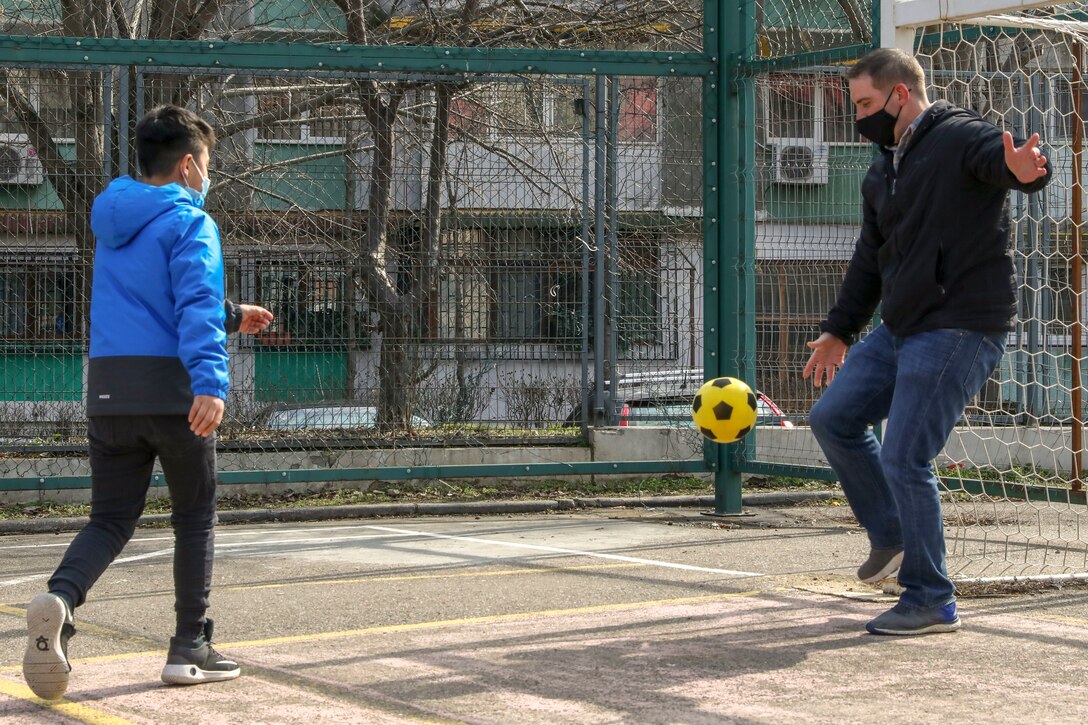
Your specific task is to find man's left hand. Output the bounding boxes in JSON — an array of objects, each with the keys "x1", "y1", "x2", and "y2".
[
  {"x1": 1004, "y1": 131, "x2": 1049, "y2": 184},
  {"x1": 238, "y1": 304, "x2": 274, "y2": 334}
]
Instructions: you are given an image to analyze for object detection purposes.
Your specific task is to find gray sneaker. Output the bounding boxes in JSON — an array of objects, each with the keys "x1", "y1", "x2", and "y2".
[
  {"x1": 866, "y1": 602, "x2": 961, "y2": 635},
  {"x1": 857, "y1": 546, "x2": 904, "y2": 583},
  {"x1": 23, "y1": 593, "x2": 76, "y2": 701}
]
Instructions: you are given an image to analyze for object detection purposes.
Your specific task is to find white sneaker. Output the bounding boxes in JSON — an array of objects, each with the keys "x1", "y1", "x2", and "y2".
[{"x1": 23, "y1": 593, "x2": 76, "y2": 700}]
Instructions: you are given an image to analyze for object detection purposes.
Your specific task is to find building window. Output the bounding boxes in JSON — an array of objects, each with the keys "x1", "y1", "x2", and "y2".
[
  {"x1": 446, "y1": 81, "x2": 590, "y2": 142},
  {"x1": 0, "y1": 69, "x2": 76, "y2": 141},
  {"x1": 448, "y1": 96, "x2": 492, "y2": 142},
  {"x1": 1048, "y1": 75, "x2": 1079, "y2": 143},
  {"x1": 431, "y1": 228, "x2": 662, "y2": 353},
  {"x1": 251, "y1": 256, "x2": 367, "y2": 350},
  {"x1": 254, "y1": 80, "x2": 353, "y2": 143},
  {"x1": 618, "y1": 77, "x2": 659, "y2": 143},
  {"x1": 765, "y1": 73, "x2": 863, "y2": 144},
  {"x1": 0, "y1": 255, "x2": 78, "y2": 343}
]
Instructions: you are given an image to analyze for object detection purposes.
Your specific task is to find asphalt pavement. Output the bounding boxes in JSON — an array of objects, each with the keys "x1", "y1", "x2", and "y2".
[{"x1": 2, "y1": 504, "x2": 1087, "y2": 724}]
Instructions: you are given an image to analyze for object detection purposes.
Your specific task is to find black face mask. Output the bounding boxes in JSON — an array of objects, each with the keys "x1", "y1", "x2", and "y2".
[{"x1": 855, "y1": 88, "x2": 902, "y2": 147}]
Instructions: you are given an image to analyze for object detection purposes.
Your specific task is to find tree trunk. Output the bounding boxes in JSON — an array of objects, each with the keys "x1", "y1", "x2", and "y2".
[
  {"x1": 421, "y1": 83, "x2": 454, "y2": 330},
  {"x1": 356, "y1": 85, "x2": 414, "y2": 431}
]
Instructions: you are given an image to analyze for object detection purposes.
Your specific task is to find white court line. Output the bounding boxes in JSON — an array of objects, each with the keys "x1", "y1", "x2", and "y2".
[
  {"x1": 1, "y1": 523, "x2": 763, "y2": 589},
  {"x1": 0, "y1": 522, "x2": 420, "y2": 551},
  {"x1": 364, "y1": 524, "x2": 763, "y2": 578},
  {"x1": 0, "y1": 533, "x2": 419, "y2": 588},
  {"x1": 0, "y1": 547, "x2": 175, "y2": 587}
]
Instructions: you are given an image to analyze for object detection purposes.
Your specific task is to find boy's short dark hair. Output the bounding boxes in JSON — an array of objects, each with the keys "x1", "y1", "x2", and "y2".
[
  {"x1": 845, "y1": 48, "x2": 927, "y2": 95},
  {"x1": 135, "y1": 105, "x2": 216, "y2": 178}
]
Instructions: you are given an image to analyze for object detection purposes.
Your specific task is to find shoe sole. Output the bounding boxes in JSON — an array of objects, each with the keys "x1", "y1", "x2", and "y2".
[
  {"x1": 161, "y1": 663, "x2": 241, "y2": 685},
  {"x1": 866, "y1": 618, "x2": 962, "y2": 636},
  {"x1": 23, "y1": 594, "x2": 71, "y2": 700},
  {"x1": 859, "y1": 550, "x2": 905, "y2": 584}
]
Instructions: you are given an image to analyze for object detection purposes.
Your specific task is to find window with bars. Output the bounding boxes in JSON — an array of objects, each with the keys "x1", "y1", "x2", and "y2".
[
  {"x1": 764, "y1": 74, "x2": 862, "y2": 144},
  {"x1": 448, "y1": 81, "x2": 590, "y2": 142},
  {"x1": 254, "y1": 80, "x2": 355, "y2": 143},
  {"x1": 251, "y1": 257, "x2": 367, "y2": 350},
  {"x1": 0, "y1": 255, "x2": 78, "y2": 343},
  {"x1": 432, "y1": 227, "x2": 662, "y2": 351},
  {"x1": 0, "y1": 68, "x2": 76, "y2": 141}
]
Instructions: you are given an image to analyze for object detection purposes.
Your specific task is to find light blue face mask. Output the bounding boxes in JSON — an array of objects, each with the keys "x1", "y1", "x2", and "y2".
[{"x1": 185, "y1": 162, "x2": 212, "y2": 207}]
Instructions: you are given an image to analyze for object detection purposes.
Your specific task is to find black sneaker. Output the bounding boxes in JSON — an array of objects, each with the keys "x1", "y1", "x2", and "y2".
[
  {"x1": 161, "y1": 619, "x2": 241, "y2": 685},
  {"x1": 23, "y1": 593, "x2": 76, "y2": 701}
]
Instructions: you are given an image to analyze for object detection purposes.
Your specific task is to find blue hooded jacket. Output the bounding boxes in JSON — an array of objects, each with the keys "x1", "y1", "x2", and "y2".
[{"x1": 87, "y1": 176, "x2": 239, "y2": 415}]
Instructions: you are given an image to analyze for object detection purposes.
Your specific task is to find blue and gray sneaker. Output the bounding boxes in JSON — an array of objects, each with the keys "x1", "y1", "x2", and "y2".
[
  {"x1": 866, "y1": 602, "x2": 961, "y2": 635},
  {"x1": 161, "y1": 619, "x2": 241, "y2": 685},
  {"x1": 23, "y1": 592, "x2": 76, "y2": 700}
]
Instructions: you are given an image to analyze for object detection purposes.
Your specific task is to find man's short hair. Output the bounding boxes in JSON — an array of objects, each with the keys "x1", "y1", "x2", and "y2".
[
  {"x1": 845, "y1": 48, "x2": 927, "y2": 95},
  {"x1": 135, "y1": 105, "x2": 216, "y2": 178}
]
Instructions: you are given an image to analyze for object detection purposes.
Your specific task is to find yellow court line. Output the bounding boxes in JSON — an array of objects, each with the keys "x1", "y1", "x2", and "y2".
[
  {"x1": 0, "y1": 604, "x2": 162, "y2": 649},
  {"x1": 0, "y1": 678, "x2": 137, "y2": 725},
  {"x1": 3, "y1": 590, "x2": 763, "y2": 672},
  {"x1": 222, "y1": 562, "x2": 645, "y2": 592},
  {"x1": 222, "y1": 590, "x2": 763, "y2": 650}
]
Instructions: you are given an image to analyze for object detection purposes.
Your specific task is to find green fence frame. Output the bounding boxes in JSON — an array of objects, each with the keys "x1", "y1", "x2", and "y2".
[{"x1": 0, "y1": 2, "x2": 883, "y2": 513}]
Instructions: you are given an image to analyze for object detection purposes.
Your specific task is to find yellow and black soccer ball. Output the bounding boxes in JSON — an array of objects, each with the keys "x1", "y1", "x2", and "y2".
[{"x1": 691, "y1": 377, "x2": 758, "y2": 443}]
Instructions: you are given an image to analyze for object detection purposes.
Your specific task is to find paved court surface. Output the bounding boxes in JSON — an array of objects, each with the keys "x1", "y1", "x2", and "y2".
[{"x1": 2, "y1": 506, "x2": 1088, "y2": 724}]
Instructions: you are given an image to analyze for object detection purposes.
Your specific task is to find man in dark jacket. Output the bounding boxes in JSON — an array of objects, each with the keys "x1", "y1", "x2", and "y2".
[
  {"x1": 22, "y1": 105, "x2": 273, "y2": 699},
  {"x1": 802, "y1": 48, "x2": 1051, "y2": 635}
]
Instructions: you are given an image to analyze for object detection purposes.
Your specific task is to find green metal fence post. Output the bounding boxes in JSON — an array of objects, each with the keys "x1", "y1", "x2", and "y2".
[
  {"x1": 703, "y1": 0, "x2": 754, "y2": 516},
  {"x1": 702, "y1": 2, "x2": 723, "y2": 506},
  {"x1": 731, "y1": 0, "x2": 758, "y2": 506}
]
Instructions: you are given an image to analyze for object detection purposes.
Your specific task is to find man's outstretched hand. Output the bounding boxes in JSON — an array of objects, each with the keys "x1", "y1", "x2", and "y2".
[{"x1": 1003, "y1": 131, "x2": 1049, "y2": 184}]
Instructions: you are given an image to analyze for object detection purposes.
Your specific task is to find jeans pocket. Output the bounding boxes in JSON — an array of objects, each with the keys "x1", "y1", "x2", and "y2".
[{"x1": 962, "y1": 332, "x2": 1006, "y2": 398}]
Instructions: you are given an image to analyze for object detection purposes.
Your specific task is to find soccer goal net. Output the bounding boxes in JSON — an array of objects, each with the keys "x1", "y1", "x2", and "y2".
[{"x1": 895, "y1": 1, "x2": 1088, "y2": 582}]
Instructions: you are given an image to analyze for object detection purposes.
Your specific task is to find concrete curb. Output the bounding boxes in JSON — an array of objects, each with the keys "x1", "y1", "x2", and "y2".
[{"x1": 0, "y1": 490, "x2": 839, "y2": 535}]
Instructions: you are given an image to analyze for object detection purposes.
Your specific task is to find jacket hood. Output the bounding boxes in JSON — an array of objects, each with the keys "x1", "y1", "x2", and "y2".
[
  {"x1": 908, "y1": 100, "x2": 968, "y2": 142},
  {"x1": 90, "y1": 176, "x2": 198, "y2": 249}
]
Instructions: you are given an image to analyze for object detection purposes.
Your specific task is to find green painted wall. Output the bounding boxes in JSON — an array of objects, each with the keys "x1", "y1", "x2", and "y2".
[
  {"x1": 252, "y1": 143, "x2": 348, "y2": 211},
  {"x1": 254, "y1": 350, "x2": 348, "y2": 403},
  {"x1": 763, "y1": 145, "x2": 870, "y2": 224},
  {"x1": 252, "y1": 0, "x2": 345, "y2": 33},
  {"x1": 0, "y1": 351, "x2": 81, "y2": 401},
  {"x1": 0, "y1": 143, "x2": 75, "y2": 211}
]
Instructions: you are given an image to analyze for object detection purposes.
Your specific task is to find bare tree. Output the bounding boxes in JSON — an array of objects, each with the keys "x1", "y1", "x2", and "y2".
[{"x1": 0, "y1": 0, "x2": 701, "y2": 430}]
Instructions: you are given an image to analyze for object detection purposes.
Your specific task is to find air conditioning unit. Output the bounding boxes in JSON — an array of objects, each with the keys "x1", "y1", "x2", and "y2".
[
  {"x1": 0, "y1": 134, "x2": 45, "y2": 185},
  {"x1": 770, "y1": 140, "x2": 829, "y2": 185}
]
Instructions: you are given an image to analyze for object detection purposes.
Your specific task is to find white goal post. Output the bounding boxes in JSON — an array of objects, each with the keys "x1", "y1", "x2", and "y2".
[{"x1": 882, "y1": 0, "x2": 1061, "y2": 49}]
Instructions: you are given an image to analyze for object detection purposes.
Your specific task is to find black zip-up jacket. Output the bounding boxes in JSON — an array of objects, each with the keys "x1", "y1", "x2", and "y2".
[{"x1": 820, "y1": 100, "x2": 1053, "y2": 344}]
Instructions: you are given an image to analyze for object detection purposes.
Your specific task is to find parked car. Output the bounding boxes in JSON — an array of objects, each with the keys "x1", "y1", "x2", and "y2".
[
  {"x1": 569, "y1": 368, "x2": 794, "y2": 429},
  {"x1": 255, "y1": 404, "x2": 430, "y2": 431}
]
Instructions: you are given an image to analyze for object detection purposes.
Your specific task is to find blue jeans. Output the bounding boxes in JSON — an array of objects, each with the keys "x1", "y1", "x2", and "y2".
[{"x1": 809, "y1": 325, "x2": 1005, "y2": 609}]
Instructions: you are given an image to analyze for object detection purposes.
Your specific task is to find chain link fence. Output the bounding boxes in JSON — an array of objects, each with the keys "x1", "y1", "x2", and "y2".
[
  {"x1": 747, "y1": 1, "x2": 1088, "y2": 578},
  {"x1": 0, "y1": 2, "x2": 712, "y2": 481}
]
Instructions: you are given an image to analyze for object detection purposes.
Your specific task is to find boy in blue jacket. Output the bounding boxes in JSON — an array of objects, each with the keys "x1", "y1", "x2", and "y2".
[{"x1": 23, "y1": 105, "x2": 273, "y2": 698}]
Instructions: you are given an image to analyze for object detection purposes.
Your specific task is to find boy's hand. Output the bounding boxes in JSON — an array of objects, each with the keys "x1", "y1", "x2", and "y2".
[
  {"x1": 190, "y1": 395, "x2": 225, "y2": 436},
  {"x1": 1003, "y1": 131, "x2": 1049, "y2": 184},
  {"x1": 238, "y1": 305, "x2": 274, "y2": 334}
]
